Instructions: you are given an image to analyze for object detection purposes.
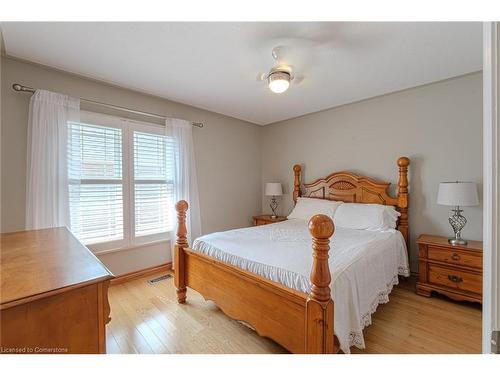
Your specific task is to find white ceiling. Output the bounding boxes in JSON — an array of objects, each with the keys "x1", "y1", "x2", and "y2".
[{"x1": 1, "y1": 22, "x2": 482, "y2": 125}]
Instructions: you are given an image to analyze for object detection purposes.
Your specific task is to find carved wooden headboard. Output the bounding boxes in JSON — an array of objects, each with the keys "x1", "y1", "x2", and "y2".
[{"x1": 293, "y1": 157, "x2": 410, "y2": 247}]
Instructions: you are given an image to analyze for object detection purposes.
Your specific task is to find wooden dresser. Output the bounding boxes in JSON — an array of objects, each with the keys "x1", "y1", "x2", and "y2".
[
  {"x1": 416, "y1": 234, "x2": 482, "y2": 304},
  {"x1": 0, "y1": 227, "x2": 114, "y2": 354},
  {"x1": 252, "y1": 215, "x2": 287, "y2": 226}
]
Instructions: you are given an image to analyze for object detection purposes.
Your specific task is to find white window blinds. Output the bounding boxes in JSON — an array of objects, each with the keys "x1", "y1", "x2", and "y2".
[
  {"x1": 68, "y1": 122, "x2": 124, "y2": 245},
  {"x1": 67, "y1": 113, "x2": 177, "y2": 250},
  {"x1": 133, "y1": 131, "x2": 175, "y2": 237}
]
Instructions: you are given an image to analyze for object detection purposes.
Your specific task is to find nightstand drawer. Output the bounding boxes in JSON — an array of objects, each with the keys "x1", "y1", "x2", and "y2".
[
  {"x1": 428, "y1": 246, "x2": 482, "y2": 269},
  {"x1": 428, "y1": 264, "x2": 482, "y2": 295},
  {"x1": 254, "y1": 219, "x2": 270, "y2": 226},
  {"x1": 253, "y1": 215, "x2": 287, "y2": 226}
]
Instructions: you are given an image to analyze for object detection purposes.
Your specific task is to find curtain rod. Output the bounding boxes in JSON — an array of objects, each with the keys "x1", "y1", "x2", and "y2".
[{"x1": 11, "y1": 83, "x2": 204, "y2": 128}]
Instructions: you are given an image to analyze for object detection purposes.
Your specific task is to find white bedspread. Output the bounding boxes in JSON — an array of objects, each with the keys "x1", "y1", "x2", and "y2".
[{"x1": 192, "y1": 219, "x2": 410, "y2": 353}]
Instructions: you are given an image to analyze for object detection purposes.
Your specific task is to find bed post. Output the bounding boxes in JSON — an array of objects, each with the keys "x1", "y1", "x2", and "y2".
[
  {"x1": 305, "y1": 214, "x2": 336, "y2": 354},
  {"x1": 174, "y1": 200, "x2": 188, "y2": 304},
  {"x1": 397, "y1": 157, "x2": 410, "y2": 249},
  {"x1": 293, "y1": 164, "x2": 302, "y2": 204}
]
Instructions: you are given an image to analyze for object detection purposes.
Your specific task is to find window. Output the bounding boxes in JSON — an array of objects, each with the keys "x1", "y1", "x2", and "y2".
[
  {"x1": 68, "y1": 111, "x2": 175, "y2": 252},
  {"x1": 133, "y1": 131, "x2": 175, "y2": 238},
  {"x1": 68, "y1": 123, "x2": 124, "y2": 245}
]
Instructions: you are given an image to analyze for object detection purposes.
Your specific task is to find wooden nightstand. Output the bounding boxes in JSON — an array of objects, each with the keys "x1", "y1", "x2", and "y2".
[
  {"x1": 416, "y1": 234, "x2": 482, "y2": 304},
  {"x1": 253, "y1": 215, "x2": 287, "y2": 226}
]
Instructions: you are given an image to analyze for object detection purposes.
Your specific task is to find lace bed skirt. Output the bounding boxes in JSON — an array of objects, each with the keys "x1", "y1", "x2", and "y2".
[{"x1": 348, "y1": 267, "x2": 410, "y2": 351}]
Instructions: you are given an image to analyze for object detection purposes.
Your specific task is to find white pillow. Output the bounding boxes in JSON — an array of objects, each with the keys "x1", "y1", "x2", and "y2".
[
  {"x1": 288, "y1": 197, "x2": 343, "y2": 221},
  {"x1": 333, "y1": 203, "x2": 400, "y2": 232}
]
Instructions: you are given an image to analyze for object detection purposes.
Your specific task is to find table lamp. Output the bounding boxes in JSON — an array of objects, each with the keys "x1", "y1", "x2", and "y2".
[
  {"x1": 265, "y1": 182, "x2": 283, "y2": 218},
  {"x1": 437, "y1": 181, "x2": 479, "y2": 245}
]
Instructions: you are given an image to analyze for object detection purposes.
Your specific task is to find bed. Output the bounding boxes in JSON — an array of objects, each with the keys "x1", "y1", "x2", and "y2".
[{"x1": 174, "y1": 157, "x2": 410, "y2": 354}]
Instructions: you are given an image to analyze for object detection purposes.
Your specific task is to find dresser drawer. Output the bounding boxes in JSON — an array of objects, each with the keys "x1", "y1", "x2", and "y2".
[
  {"x1": 427, "y1": 246, "x2": 482, "y2": 269},
  {"x1": 428, "y1": 264, "x2": 482, "y2": 295}
]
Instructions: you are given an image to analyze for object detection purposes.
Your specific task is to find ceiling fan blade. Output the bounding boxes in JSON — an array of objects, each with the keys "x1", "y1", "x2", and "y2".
[
  {"x1": 293, "y1": 74, "x2": 305, "y2": 85},
  {"x1": 256, "y1": 72, "x2": 268, "y2": 81}
]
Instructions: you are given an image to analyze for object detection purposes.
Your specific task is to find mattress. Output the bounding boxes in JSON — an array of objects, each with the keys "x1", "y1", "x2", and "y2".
[{"x1": 192, "y1": 218, "x2": 410, "y2": 353}]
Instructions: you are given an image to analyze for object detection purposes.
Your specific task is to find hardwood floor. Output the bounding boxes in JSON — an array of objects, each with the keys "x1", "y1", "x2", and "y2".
[
  {"x1": 350, "y1": 277, "x2": 481, "y2": 353},
  {"x1": 106, "y1": 271, "x2": 481, "y2": 354}
]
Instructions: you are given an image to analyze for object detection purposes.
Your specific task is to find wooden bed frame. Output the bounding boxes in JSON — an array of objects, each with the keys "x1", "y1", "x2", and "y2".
[{"x1": 174, "y1": 156, "x2": 410, "y2": 354}]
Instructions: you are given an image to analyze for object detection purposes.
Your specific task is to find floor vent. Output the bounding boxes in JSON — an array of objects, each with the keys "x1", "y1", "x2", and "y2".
[{"x1": 148, "y1": 274, "x2": 172, "y2": 284}]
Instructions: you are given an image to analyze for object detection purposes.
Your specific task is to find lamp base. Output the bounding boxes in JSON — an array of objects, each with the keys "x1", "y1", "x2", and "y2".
[
  {"x1": 448, "y1": 237, "x2": 468, "y2": 246},
  {"x1": 448, "y1": 206, "x2": 468, "y2": 246},
  {"x1": 269, "y1": 196, "x2": 278, "y2": 219}
]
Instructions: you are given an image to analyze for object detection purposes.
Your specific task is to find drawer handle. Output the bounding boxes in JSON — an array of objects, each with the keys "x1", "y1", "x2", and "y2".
[
  {"x1": 451, "y1": 253, "x2": 461, "y2": 261},
  {"x1": 448, "y1": 275, "x2": 463, "y2": 283}
]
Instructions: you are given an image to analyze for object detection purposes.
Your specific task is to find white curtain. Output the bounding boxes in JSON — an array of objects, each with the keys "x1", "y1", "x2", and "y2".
[
  {"x1": 26, "y1": 89, "x2": 80, "y2": 230},
  {"x1": 166, "y1": 118, "x2": 202, "y2": 254}
]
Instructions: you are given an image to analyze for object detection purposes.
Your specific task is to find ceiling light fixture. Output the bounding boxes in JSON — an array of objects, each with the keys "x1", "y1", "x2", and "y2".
[{"x1": 268, "y1": 71, "x2": 291, "y2": 94}]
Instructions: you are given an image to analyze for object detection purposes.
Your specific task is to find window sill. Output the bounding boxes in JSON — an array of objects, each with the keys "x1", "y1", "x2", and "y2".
[{"x1": 91, "y1": 238, "x2": 170, "y2": 256}]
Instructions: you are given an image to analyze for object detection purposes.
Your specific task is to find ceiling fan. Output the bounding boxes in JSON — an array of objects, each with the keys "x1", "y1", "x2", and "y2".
[{"x1": 257, "y1": 46, "x2": 304, "y2": 94}]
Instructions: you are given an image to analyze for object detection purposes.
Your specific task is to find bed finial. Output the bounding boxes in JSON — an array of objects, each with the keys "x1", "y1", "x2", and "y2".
[
  {"x1": 175, "y1": 200, "x2": 189, "y2": 303},
  {"x1": 293, "y1": 164, "x2": 302, "y2": 204},
  {"x1": 306, "y1": 214, "x2": 336, "y2": 353},
  {"x1": 308, "y1": 215, "x2": 334, "y2": 303},
  {"x1": 397, "y1": 157, "x2": 410, "y2": 248}
]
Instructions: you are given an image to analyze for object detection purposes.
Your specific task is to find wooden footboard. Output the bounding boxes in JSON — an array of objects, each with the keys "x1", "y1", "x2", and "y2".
[{"x1": 174, "y1": 200, "x2": 338, "y2": 354}]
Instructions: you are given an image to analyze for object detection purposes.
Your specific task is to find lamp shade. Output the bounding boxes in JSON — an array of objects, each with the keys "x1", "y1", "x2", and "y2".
[
  {"x1": 265, "y1": 182, "x2": 283, "y2": 196},
  {"x1": 437, "y1": 182, "x2": 479, "y2": 207}
]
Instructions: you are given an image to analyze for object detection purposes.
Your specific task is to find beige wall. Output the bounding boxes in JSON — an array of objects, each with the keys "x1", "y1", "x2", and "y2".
[
  {"x1": 1, "y1": 56, "x2": 262, "y2": 275},
  {"x1": 261, "y1": 73, "x2": 483, "y2": 272}
]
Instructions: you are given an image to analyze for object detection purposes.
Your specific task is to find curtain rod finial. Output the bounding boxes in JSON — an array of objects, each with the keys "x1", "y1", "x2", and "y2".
[{"x1": 12, "y1": 83, "x2": 34, "y2": 93}]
